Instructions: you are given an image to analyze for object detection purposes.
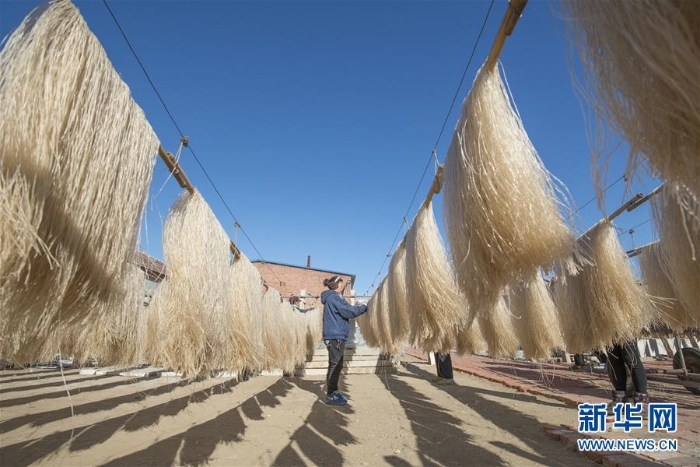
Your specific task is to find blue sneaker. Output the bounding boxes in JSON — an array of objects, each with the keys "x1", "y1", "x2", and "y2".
[{"x1": 325, "y1": 391, "x2": 348, "y2": 406}]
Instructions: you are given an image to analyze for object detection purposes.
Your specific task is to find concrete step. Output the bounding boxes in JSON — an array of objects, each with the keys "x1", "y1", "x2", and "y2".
[
  {"x1": 304, "y1": 360, "x2": 395, "y2": 369},
  {"x1": 80, "y1": 366, "x2": 137, "y2": 376},
  {"x1": 311, "y1": 346, "x2": 387, "y2": 355},
  {"x1": 295, "y1": 366, "x2": 398, "y2": 376},
  {"x1": 308, "y1": 355, "x2": 391, "y2": 364},
  {"x1": 119, "y1": 367, "x2": 164, "y2": 378},
  {"x1": 308, "y1": 349, "x2": 391, "y2": 361}
]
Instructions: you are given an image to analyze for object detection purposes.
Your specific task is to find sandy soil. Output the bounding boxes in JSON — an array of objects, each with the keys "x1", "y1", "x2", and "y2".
[{"x1": 0, "y1": 356, "x2": 595, "y2": 466}]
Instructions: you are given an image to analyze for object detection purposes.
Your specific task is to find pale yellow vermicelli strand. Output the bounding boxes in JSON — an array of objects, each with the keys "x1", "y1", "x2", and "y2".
[
  {"x1": 561, "y1": 0, "x2": 700, "y2": 213},
  {"x1": 0, "y1": 1, "x2": 158, "y2": 362},
  {"x1": 443, "y1": 63, "x2": 576, "y2": 324},
  {"x1": 405, "y1": 202, "x2": 466, "y2": 352}
]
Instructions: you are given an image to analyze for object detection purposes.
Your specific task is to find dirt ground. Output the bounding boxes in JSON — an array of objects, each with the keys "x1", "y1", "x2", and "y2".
[{"x1": 0, "y1": 355, "x2": 595, "y2": 467}]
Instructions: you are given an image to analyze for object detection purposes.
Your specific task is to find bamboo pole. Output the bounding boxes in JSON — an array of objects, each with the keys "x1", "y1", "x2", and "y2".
[
  {"x1": 485, "y1": 0, "x2": 529, "y2": 72},
  {"x1": 607, "y1": 193, "x2": 644, "y2": 221},
  {"x1": 158, "y1": 145, "x2": 194, "y2": 194},
  {"x1": 422, "y1": 164, "x2": 445, "y2": 209},
  {"x1": 626, "y1": 241, "x2": 659, "y2": 259},
  {"x1": 625, "y1": 185, "x2": 663, "y2": 213}
]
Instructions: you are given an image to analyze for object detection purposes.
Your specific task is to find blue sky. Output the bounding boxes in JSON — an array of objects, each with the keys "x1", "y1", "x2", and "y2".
[{"x1": 1, "y1": 0, "x2": 659, "y2": 297}]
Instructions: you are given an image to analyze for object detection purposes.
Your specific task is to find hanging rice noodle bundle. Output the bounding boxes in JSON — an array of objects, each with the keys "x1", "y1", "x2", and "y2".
[
  {"x1": 147, "y1": 191, "x2": 242, "y2": 377},
  {"x1": 405, "y1": 202, "x2": 466, "y2": 352},
  {"x1": 386, "y1": 242, "x2": 410, "y2": 350},
  {"x1": 443, "y1": 63, "x2": 576, "y2": 320},
  {"x1": 0, "y1": 170, "x2": 52, "y2": 283},
  {"x1": 0, "y1": 0, "x2": 158, "y2": 361},
  {"x1": 509, "y1": 270, "x2": 564, "y2": 360},
  {"x1": 301, "y1": 306, "x2": 322, "y2": 358},
  {"x1": 455, "y1": 320, "x2": 486, "y2": 356},
  {"x1": 379, "y1": 278, "x2": 397, "y2": 351},
  {"x1": 367, "y1": 279, "x2": 391, "y2": 351},
  {"x1": 279, "y1": 301, "x2": 306, "y2": 372},
  {"x1": 278, "y1": 300, "x2": 304, "y2": 372},
  {"x1": 554, "y1": 221, "x2": 654, "y2": 352},
  {"x1": 651, "y1": 186, "x2": 700, "y2": 324},
  {"x1": 140, "y1": 282, "x2": 162, "y2": 365},
  {"x1": 638, "y1": 243, "x2": 695, "y2": 330},
  {"x1": 71, "y1": 265, "x2": 146, "y2": 366},
  {"x1": 478, "y1": 297, "x2": 520, "y2": 358},
  {"x1": 356, "y1": 293, "x2": 379, "y2": 349},
  {"x1": 262, "y1": 287, "x2": 285, "y2": 370},
  {"x1": 228, "y1": 254, "x2": 265, "y2": 370},
  {"x1": 561, "y1": 1, "x2": 700, "y2": 212}
]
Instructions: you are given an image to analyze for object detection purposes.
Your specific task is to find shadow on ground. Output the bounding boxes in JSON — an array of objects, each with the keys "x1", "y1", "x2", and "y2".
[
  {"x1": 0, "y1": 376, "x2": 290, "y2": 467},
  {"x1": 399, "y1": 361, "x2": 582, "y2": 467},
  {"x1": 381, "y1": 366, "x2": 506, "y2": 467},
  {"x1": 272, "y1": 378, "x2": 358, "y2": 467}
]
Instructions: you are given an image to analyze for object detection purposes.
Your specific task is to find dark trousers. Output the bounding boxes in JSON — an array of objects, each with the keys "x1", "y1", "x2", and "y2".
[
  {"x1": 607, "y1": 341, "x2": 647, "y2": 393},
  {"x1": 325, "y1": 339, "x2": 345, "y2": 395},
  {"x1": 435, "y1": 352, "x2": 453, "y2": 379}
]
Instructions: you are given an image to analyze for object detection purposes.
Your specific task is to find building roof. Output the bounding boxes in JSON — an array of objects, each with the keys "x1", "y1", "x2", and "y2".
[
  {"x1": 251, "y1": 260, "x2": 356, "y2": 283},
  {"x1": 133, "y1": 250, "x2": 166, "y2": 281},
  {"x1": 252, "y1": 259, "x2": 351, "y2": 276}
]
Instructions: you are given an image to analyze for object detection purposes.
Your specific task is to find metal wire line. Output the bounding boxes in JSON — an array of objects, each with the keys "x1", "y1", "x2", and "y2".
[
  {"x1": 566, "y1": 174, "x2": 626, "y2": 221},
  {"x1": 618, "y1": 218, "x2": 652, "y2": 237}
]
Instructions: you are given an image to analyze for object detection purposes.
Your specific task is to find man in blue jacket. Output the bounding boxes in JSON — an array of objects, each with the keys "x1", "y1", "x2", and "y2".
[{"x1": 320, "y1": 275, "x2": 368, "y2": 406}]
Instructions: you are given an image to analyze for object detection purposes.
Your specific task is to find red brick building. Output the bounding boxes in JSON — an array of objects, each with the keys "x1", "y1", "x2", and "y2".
[{"x1": 252, "y1": 260, "x2": 355, "y2": 309}]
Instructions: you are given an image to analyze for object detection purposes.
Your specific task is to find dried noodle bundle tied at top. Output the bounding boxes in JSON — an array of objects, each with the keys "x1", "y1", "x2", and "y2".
[
  {"x1": 284, "y1": 297, "x2": 317, "y2": 371},
  {"x1": 262, "y1": 288, "x2": 285, "y2": 370},
  {"x1": 509, "y1": 270, "x2": 564, "y2": 360},
  {"x1": 278, "y1": 300, "x2": 304, "y2": 372},
  {"x1": 147, "y1": 191, "x2": 243, "y2": 377},
  {"x1": 71, "y1": 265, "x2": 146, "y2": 366},
  {"x1": 378, "y1": 278, "x2": 395, "y2": 351},
  {"x1": 561, "y1": 0, "x2": 700, "y2": 209},
  {"x1": 0, "y1": 169, "x2": 52, "y2": 282},
  {"x1": 301, "y1": 306, "x2": 322, "y2": 358},
  {"x1": 356, "y1": 293, "x2": 379, "y2": 349},
  {"x1": 554, "y1": 221, "x2": 654, "y2": 353},
  {"x1": 443, "y1": 63, "x2": 576, "y2": 320},
  {"x1": 405, "y1": 202, "x2": 466, "y2": 352},
  {"x1": 0, "y1": 0, "x2": 158, "y2": 361},
  {"x1": 386, "y1": 242, "x2": 410, "y2": 349},
  {"x1": 651, "y1": 185, "x2": 700, "y2": 324},
  {"x1": 455, "y1": 320, "x2": 486, "y2": 356},
  {"x1": 478, "y1": 297, "x2": 519, "y2": 358},
  {"x1": 227, "y1": 254, "x2": 265, "y2": 371},
  {"x1": 638, "y1": 242, "x2": 695, "y2": 330},
  {"x1": 367, "y1": 279, "x2": 391, "y2": 351}
]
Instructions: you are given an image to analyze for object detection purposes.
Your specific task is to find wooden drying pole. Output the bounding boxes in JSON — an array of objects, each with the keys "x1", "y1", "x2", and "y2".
[
  {"x1": 621, "y1": 184, "x2": 664, "y2": 258},
  {"x1": 625, "y1": 240, "x2": 659, "y2": 259},
  {"x1": 421, "y1": 164, "x2": 445, "y2": 209},
  {"x1": 625, "y1": 184, "x2": 663, "y2": 212},
  {"x1": 485, "y1": 0, "x2": 529, "y2": 72},
  {"x1": 158, "y1": 141, "x2": 242, "y2": 260},
  {"x1": 575, "y1": 185, "x2": 663, "y2": 241},
  {"x1": 606, "y1": 193, "x2": 644, "y2": 221}
]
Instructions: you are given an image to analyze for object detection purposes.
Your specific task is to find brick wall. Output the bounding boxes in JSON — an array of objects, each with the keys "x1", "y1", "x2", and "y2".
[{"x1": 252, "y1": 262, "x2": 354, "y2": 309}]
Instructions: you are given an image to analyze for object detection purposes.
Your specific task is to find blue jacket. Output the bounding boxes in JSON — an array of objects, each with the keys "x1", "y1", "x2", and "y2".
[{"x1": 321, "y1": 289, "x2": 368, "y2": 340}]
